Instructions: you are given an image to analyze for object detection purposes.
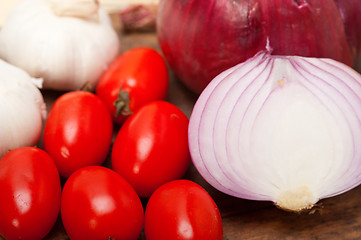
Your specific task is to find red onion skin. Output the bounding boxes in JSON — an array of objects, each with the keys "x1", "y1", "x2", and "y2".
[
  {"x1": 157, "y1": 0, "x2": 353, "y2": 94},
  {"x1": 333, "y1": 0, "x2": 361, "y2": 61}
]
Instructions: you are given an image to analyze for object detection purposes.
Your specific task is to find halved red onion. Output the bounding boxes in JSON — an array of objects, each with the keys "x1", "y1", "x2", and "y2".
[{"x1": 188, "y1": 50, "x2": 361, "y2": 211}]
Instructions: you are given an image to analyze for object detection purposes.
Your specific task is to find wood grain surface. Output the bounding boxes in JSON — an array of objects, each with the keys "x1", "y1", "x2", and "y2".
[{"x1": 2, "y1": 31, "x2": 361, "y2": 240}]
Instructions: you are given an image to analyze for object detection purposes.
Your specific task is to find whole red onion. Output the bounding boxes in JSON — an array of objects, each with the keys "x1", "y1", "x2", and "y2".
[{"x1": 157, "y1": 0, "x2": 357, "y2": 94}]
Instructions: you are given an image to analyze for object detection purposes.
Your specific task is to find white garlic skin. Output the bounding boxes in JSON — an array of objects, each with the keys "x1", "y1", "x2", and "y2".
[
  {"x1": 0, "y1": 0, "x2": 120, "y2": 91},
  {"x1": 0, "y1": 59, "x2": 46, "y2": 158}
]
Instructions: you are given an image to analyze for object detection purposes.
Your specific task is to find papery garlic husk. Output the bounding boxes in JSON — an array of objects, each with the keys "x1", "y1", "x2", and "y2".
[
  {"x1": 0, "y1": 0, "x2": 120, "y2": 91},
  {"x1": 99, "y1": 0, "x2": 159, "y2": 32},
  {"x1": 188, "y1": 51, "x2": 361, "y2": 212},
  {"x1": 0, "y1": 59, "x2": 46, "y2": 158}
]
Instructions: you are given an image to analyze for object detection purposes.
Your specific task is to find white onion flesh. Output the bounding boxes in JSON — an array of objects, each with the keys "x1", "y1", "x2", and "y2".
[{"x1": 188, "y1": 51, "x2": 361, "y2": 211}]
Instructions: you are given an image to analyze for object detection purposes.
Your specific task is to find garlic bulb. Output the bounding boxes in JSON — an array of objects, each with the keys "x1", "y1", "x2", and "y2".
[
  {"x1": 188, "y1": 51, "x2": 361, "y2": 212},
  {"x1": 0, "y1": 0, "x2": 120, "y2": 91},
  {"x1": 0, "y1": 59, "x2": 46, "y2": 158}
]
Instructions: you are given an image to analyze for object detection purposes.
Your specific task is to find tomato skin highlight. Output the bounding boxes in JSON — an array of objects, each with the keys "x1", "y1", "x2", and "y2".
[
  {"x1": 61, "y1": 166, "x2": 144, "y2": 240},
  {"x1": 43, "y1": 91, "x2": 113, "y2": 178},
  {"x1": 0, "y1": 147, "x2": 61, "y2": 240},
  {"x1": 111, "y1": 101, "x2": 191, "y2": 197},
  {"x1": 144, "y1": 180, "x2": 223, "y2": 240},
  {"x1": 96, "y1": 47, "x2": 169, "y2": 124}
]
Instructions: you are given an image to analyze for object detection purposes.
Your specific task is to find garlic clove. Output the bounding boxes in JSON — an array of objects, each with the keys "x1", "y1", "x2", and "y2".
[{"x1": 49, "y1": 0, "x2": 99, "y2": 21}]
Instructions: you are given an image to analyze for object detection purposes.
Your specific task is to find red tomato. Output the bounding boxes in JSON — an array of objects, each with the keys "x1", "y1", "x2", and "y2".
[
  {"x1": 111, "y1": 101, "x2": 190, "y2": 197},
  {"x1": 144, "y1": 180, "x2": 223, "y2": 240},
  {"x1": 0, "y1": 147, "x2": 61, "y2": 240},
  {"x1": 61, "y1": 166, "x2": 144, "y2": 240},
  {"x1": 96, "y1": 47, "x2": 169, "y2": 124},
  {"x1": 43, "y1": 91, "x2": 113, "y2": 178}
]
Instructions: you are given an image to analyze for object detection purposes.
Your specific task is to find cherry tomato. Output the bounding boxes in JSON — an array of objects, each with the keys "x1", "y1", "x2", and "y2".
[
  {"x1": 61, "y1": 166, "x2": 144, "y2": 240},
  {"x1": 0, "y1": 147, "x2": 61, "y2": 240},
  {"x1": 96, "y1": 47, "x2": 169, "y2": 124},
  {"x1": 43, "y1": 91, "x2": 113, "y2": 178},
  {"x1": 111, "y1": 101, "x2": 190, "y2": 197},
  {"x1": 144, "y1": 180, "x2": 223, "y2": 240}
]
